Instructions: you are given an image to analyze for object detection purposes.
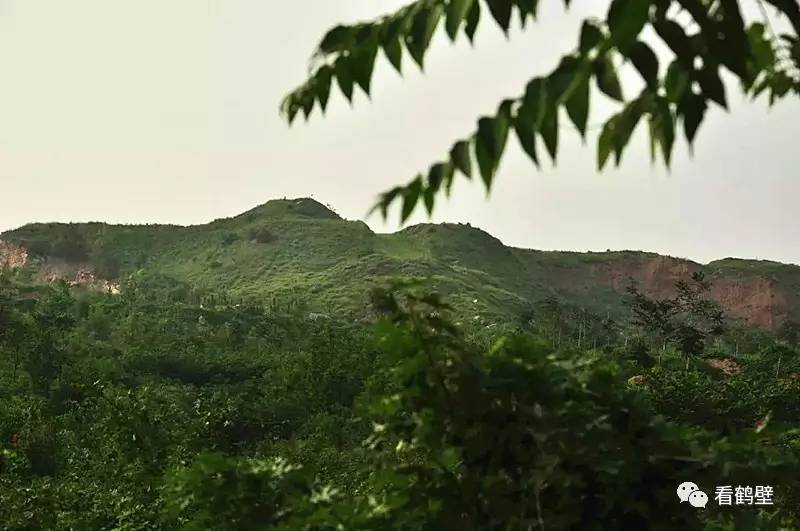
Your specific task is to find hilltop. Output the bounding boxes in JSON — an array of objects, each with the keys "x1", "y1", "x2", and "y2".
[{"x1": 1, "y1": 197, "x2": 798, "y2": 329}]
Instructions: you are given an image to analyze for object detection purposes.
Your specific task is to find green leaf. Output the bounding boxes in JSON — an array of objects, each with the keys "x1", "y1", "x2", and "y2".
[
  {"x1": 334, "y1": 57, "x2": 355, "y2": 102},
  {"x1": 442, "y1": 161, "x2": 457, "y2": 195},
  {"x1": 423, "y1": 185, "x2": 435, "y2": 215},
  {"x1": 627, "y1": 41, "x2": 659, "y2": 89},
  {"x1": 425, "y1": 162, "x2": 454, "y2": 210},
  {"x1": 406, "y1": 5, "x2": 444, "y2": 69},
  {"x1": 375, "y1": 187, "x2": 403, "y2": 218},
  {"x1": 450, "y1": 141, "x2": 473, "y2": 178},
  {"x1": 423, "y1": 162, "x2": 452, "y2": 216},
  {"x1": 475, "y1": 120, "x2": 496, "y2": 189},
  {"x1": 540, "y1": 108, "x2": 559, "y2": 163},
  {"x1": 679, "y1": 92, "x2": 707, "y2": 151},
  {"x1": 716, "y1": 0, "x2": 750, "y2": 80},
  {"x1": 547, "y1": 57, "x2": 581, "y2": 104},
  {"x1": 520, "y1": 78, "x2": 547, "y2": 129},
  {"x1": 381, "y1": 16, "x2": 406, "y2": 73},
  {"x1": 465, "y1": 0, "x2": 481, "y2": 43},
  {"x1": 660, "y1": 104, "x2": 675, "y2": 167},
  {"x1": 565, "y1": 68, "x2": 590, "y2": 138},
  {"x1": 696, "y1": 66, "x2": 727, "y2": 109},
  {"x1": 648, "y1": 98, "x2": 675, "y2": 166},
  {"x1": 494, "y1": 100, "x2": 513, "y2": 156},
  {"x1": 301, "y1": 90, "x2": 315, "y2": 120},
  {"x1": 284, "y1": 97, "x2": 301, "y2": 126},
  {"x1": 383, "y1": 37, "x2": 403, "y2": 74},
  {"x1": 316, "y1": 66, "x2": 333, "y2": 112},
  {"x1": 401, "y1": 176, "x2": 423, "y2": 222},
  {"x1": 597, "y1": 99, "x2": 645, "y2": 168},
  {"x1": 664, "y1": 60, "x2": 690, "y2": 103},
  {"x1": 352, "y1": 36, "x2": 379, "y2": 95},
  {"x1": 474, "y1": 103, "x2": 511, "y2": 190},
  {"x1": 317, "y1": 25, "x2": 355, "y2": 56},
  {"x1": 746, "y1": 23, "x2": 776, "y2": 73},
  {"x1": 446, "y1": 0, "x2": 474, "y2": 41},
  {"x1": 594, "y1": 54, "x2": 624, "y2": 102},
  {"x1": 654, "y1": 20, "x2": 695, "y2": 68},
  {"x1": 612, "y1": 100, "x2": 645, "y2": 164},
  {"x1": 428, "y1": 162, "x2": 447, "y2": 193},
  {"x1": 513, "y1": 116, "x2": 540, "y2": 167},
  {"x1": 516, "y1": 0, "x2": 540, "y2": 26},
  {"x1": 608, "y1": 0, "x2": 652, "y2": 51},
  {"x1": 579, "y1": 20, "x2": 604, "y2": 54},
  {"x1": 486, "y1": 0, "x2": 514, "y2": 33},
  {"x1": 598, "y1": 118, "x2": 616, "y2": 170}
]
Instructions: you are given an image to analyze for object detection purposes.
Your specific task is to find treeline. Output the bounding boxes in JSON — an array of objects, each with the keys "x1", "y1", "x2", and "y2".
[{"x1": 1, "y1": 269, "x2": 799, "y2": 529}]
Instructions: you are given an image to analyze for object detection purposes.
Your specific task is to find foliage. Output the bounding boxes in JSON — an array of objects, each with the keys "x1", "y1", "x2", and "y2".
[
  {"x1": 247, "y1": 225, "x2": 278, "y2": 244},
  {"x1": 0, "y1": 276, "x2": 377, "y2": 529},
  {"x1": 3, "y1": 220, "x2": 800, "y2": 528},
  {"x1": 628, "y1": 271, "x2": 726, "y2": 363},
  {"x1": 355, "y1": 286, "x2": 799, "y2": 529},
  {"x1": 151, "y1": 284, "x2": 800, "y2": 529},
  {"x1": 282, "y1": 0, "x2": 800, "y2": 221},
  {"x1": 164, "y1": 454, "x2": 319, "y2": 530}
]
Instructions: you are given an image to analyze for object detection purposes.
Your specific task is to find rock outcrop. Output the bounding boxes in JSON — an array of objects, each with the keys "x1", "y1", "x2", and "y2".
[
  {"x1": 0, "y1": 240, "x2": 28, "y2": 269},
  {"x1": 536, "y1": 252, "x2": 798, "y2": 330},
  {"x1": 39, "y1": 264, "x2": 121, "y2": 294}
]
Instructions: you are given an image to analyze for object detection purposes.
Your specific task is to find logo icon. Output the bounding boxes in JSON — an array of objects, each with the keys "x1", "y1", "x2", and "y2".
[
  {"x1": 677, "y1": 481, "x2": 708, "y2": 508},
  {"x1": 688, "y1": 490, "x2": 709, "y2": 508},
  {"x1": 677, "y1": 481, "x2": 699, "y2": 502}
]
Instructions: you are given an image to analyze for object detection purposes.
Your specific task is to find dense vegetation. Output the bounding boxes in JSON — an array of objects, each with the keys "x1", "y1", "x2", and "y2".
[{"x1": 2, "y1": 244, "x2": 800, "y2": 528}]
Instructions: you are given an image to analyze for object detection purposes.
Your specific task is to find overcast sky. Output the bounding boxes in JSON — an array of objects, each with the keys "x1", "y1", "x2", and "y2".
[{"x1": 1, "y1": 1, "x2": 798, "y2": 265}]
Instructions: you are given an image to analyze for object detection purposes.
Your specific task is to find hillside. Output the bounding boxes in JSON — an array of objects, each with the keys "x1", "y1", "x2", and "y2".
[
  {"x1": 1, "y1": 197, "x2": 798, "y2": 329},
  {"x1": 3, "y1": 198, "x2": 800, "y2": 528}
]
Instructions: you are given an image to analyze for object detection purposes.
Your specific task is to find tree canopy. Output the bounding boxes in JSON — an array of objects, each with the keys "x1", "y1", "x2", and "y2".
[
  {"x1": 3, "y1": 243, "x2": 800, "y2": 527},
  {"x1": 281, "y1": 0, "x2": 800, "y2": 221}
]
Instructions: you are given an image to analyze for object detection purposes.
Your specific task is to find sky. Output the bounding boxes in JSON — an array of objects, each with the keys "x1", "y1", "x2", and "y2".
[{"x1": 0, "y1": 0, "x2": 798, "y2": 265}]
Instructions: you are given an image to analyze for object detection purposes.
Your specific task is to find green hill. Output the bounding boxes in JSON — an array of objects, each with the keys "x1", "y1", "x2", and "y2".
[
  {"x1": 3, "y1": 199, "x2": 800, "y2": 529},
  {"x1": 2, "y1": 197, "x2": 799, "y2": 329}
]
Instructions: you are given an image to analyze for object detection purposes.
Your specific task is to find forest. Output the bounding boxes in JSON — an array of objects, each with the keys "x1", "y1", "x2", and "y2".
[{"x1": 1, "y1": 249, "x2": 800, "y2": 528}]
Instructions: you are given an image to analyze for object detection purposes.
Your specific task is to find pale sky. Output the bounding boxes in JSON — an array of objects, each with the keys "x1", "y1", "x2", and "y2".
[{"x1": 0, "y1": 1, "x2": 798, "y2": 265}]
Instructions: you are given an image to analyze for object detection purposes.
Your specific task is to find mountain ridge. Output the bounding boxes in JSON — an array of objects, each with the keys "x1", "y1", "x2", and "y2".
[{"x1": 2, "y1": 197, "x2": 798, "y2": 330}]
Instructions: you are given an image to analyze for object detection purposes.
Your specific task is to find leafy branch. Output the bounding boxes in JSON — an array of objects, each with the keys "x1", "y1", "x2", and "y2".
[{"x1": 281, "y1": 0, "x2": 800, "y2": 222}]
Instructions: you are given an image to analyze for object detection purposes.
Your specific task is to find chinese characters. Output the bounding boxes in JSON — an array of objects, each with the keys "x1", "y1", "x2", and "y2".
[{"x1": 714, "y1": 485, "x2": 774, "y2": 506}]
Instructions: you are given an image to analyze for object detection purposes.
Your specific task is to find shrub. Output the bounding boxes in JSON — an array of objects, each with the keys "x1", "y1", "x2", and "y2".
[{"x1": 247, "y1": 226, "x2": 277, "y2": 244}]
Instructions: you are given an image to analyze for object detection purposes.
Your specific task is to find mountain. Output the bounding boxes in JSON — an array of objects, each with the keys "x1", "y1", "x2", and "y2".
[{"x1": 1, "y1": 197, "x2": 798, "y2": 329}]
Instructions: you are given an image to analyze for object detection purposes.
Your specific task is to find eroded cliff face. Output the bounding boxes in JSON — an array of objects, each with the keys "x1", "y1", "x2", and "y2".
[
  {"x1": 711, "y1": 278, "x2": 789, "y2": 329},
  {"x1": 37, "y1": 262, "x2": 122, "y2": 294},
  {"x1": 0, "y1": 240, "x2": 120, "y2": 294},
  {"x1": 603, "y1": 255, "x2": 702, "y2": 298},
  {"x1": 581, "y1": 255, "x2": 794, "y2": 329},
  {"x1": 0, "y1": 240, "x2": 29, "y2": 269}
]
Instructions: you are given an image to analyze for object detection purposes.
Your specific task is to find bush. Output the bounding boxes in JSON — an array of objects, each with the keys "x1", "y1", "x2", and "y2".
[
  {"x1": 159, "y1": 288, "x2": 800, "y2": 529},
  {"x1": 163, "y1": 454, "x2": 322, "y2": 530},
  {"x1": 247, "y1": 226, "x2": 277, "y2": 244},
  {"x1": 221, "y1": 232, "x2": 240, "y2": 246}
]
